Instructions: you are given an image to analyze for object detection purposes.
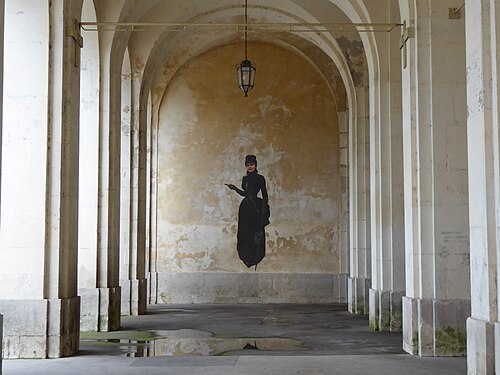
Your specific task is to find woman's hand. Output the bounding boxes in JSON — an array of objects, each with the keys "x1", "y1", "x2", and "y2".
[{"x1": 226, "y1": 183, "x2": 245, "y2": 196}]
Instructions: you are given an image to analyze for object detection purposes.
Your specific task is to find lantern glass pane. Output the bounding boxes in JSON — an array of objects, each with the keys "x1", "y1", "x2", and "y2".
[
  {"x1": 237, "y1": 66, "x2": 243, "y2": 86},
  {"x1": 242, "y1": 66, "x2": 251, "y2": 85}
]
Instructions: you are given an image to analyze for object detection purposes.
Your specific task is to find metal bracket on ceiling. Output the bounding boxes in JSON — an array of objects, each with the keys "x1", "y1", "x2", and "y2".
[
  {"x1": 449, "y1": 2, "x2": 465, "y2": 19},
  {"x1": 79, "y1": 21, "x2": 403, "y2": 34},
  {"x1": 66, "y1": 19, "x2": 84, "y2": 48},
  {"x1": 400, "y1": 20, "x2": 414, "y2": 69}
]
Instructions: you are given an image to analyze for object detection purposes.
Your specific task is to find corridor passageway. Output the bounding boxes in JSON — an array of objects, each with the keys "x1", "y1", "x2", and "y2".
[
  {"x1": 4, "y1": 304, "x2": 466, "y2": 374},
  {"x1": 0, "y1": 1, "x2": 499, "y2": 374}
]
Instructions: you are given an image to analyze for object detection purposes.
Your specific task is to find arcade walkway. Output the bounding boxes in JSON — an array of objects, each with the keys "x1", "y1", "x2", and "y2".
[{"x1": 4, "y1": 304, "x2": 466, "y2": 374}]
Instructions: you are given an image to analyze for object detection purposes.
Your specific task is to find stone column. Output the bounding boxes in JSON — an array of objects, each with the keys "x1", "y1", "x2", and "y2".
[
  {"x1": 148, "y1": 98, "x2": 159, "y2": 304},
  {"x1": 368, "y1": 0, "x2": 405, "y2": 332},
  {"x1": 77, "y1": 0, "x2": 101, "y2": 331},
  {"x1": 349, "y1": 81, "x2": 371, "y2": 315},
  {"x1": 119, "y1": 50, "x2": 132, "y2": 316},
  {"x1": 77, "y1": 0, "x2": 124, "y2": 333},
  {"x1": 338, "y1": 109, "x2": 349, "y2": 303},
  {"x1": 0, "y1": 314, "x2": 2, "y2": 373},
  {"x1": 0, "y1": 0, "x2": 82, "y2": 358},
  {"x1": 94, "y1": 4, "x2": 124, "y2": 331},
  {"x1": 401, "y1": 1, "x2": 470, "y2": 357},
  {"x1": 144, "y1": 93, "x2": 152, "y2": 302},
  {"x1": 465, "y1": 0, "x2": 500, "y2": 373},
  {"x1": 0, "y1": 0, "x2": 4, "y2": 369},
  {"x1": 127, "y1": 53, "x2": 147, "y2": 315}
]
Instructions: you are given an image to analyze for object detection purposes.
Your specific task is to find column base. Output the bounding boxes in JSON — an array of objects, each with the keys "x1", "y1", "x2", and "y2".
[
  {"x1": 120, "y1": 279, "x2": 147, "y2": 316},
  {"x1": 80, "y1": 287, "x2": 122, "y2": 331},
  {"x1": 348, "y1": 277, "x2": 370, "y2": 315},
  {"x1": 335, "y1": 273, "x2": 349, "y2": 303},
  {"x1": 79, "y1": 288, "x2": 99, "y2": 331},
  {"x1": 120, "y1": 280, "x2": 131, "y2": 316},
  {"x1": 0, "y1": 297, "x2": 80, "y2": 358},
  {"x1": 402, "y1": 296, "x2": 469, "y2": 357},
  {"x1": 47, "y1": 297, "x2": 80, "y2": 358},
  {"x1": 1, "y1": 314, "x2": 3, "y2": 371},
  {"x1": 466, "y1": 317, "x2": 500, "y2": 374},
  {"x1": 148, "y1": 272, "x2": 159, "y2": 304},
  {"x1": 369, "y1": 289, "x2": 403, "y2": 332},
  {"x1": 130, "y1": 278, "x2": 147, "y2": 315},
  {"x1": 99, "y1": 287, "x2": 121, "y2": 331}
]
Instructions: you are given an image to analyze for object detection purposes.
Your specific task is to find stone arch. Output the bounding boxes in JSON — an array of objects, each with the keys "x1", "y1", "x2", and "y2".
[
  {"x1": 104, "y1": 0, "x2": 400, "y2": 319},
  {"x1": 109, "y1": 1, "x2": 362, "y2": 310},
  {"x1": 132, "y1": 4, "x2": 362, "y2": 304}
]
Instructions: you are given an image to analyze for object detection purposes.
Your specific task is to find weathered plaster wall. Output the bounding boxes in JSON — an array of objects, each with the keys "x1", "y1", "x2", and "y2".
[{"x1": 156, "y1": 42, "x2": 341, "y2": 302}]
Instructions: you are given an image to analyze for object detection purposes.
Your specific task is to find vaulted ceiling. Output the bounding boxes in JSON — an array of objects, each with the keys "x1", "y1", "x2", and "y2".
[{"x1": 84, "y1": 0, "x2": 401, "y2": 111}]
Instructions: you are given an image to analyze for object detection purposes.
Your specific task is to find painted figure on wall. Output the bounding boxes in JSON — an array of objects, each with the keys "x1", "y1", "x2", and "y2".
[{"x1": 226, "y1": 155, "x2": 270, "y2": 269}]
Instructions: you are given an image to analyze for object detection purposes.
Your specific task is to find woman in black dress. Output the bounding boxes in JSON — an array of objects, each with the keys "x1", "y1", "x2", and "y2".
[{"x1": 226, "y1": 155, "x2": 270, "y2": 268}]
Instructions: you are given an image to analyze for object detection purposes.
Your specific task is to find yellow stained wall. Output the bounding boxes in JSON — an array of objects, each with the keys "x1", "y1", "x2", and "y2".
[{"x1": 157, "y1": 42, "x2": 340, "y2": 273}]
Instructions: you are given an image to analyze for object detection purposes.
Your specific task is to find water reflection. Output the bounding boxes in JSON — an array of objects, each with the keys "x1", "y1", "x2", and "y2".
[{"x1": 81, "y1": 331, "x2": 306, "y2": 357}]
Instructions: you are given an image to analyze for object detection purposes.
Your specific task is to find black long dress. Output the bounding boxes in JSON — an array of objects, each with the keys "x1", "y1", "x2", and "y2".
[{"x1": 236, "y1": 171, "x2": 270, "y2": 268}]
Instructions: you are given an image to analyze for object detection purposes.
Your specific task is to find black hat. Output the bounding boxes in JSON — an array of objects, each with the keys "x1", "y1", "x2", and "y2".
[{"x1": 245, "y1": 154, "x2": 257, "y2": 166}]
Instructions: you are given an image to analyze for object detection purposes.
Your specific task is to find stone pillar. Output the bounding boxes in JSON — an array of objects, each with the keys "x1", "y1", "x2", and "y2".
[
  {"x1": 401, "y1": 1, "x2": 470, "y2": 357},
  {"x1": 338, "y1": 109, "x2": 349, "y2": 303},
  {"x1": 0, "y1": 0, "x2": 82, "y2": 358},
  {"x1": 77, "y1": 1, "x2": 123, "y2": 331},
  {"x1": 119, "y1": 50, "x2": 132, "y2": 316},
  {"x1": 144, "y1": 93, "x2": 152, "y2": 303},
  {"x1": 0, "y1": 314, "x2": 2, "y2": 373},
  {"x1": 367, "y1": 0, "x2": 405, "y2": 332},
  {"x1": 349, "y1": 81, "x2": 371, "y2": 315},
  {"x1": 465, "y1": 0, "x2": 500, "y2": 373},
  {"x1": 77, "y1": 0, "x2": 101, "y2": 331},
  {"x1": 0, "y1": 0, "x2": 4, "y2": 369},
  {"x1": 148, "y1": 97, "x2": 159, "y2": 305},
  {"x1": 94, "y1": 11, "x2": 122, "y2": 332},
  {"x1": 127, "y1": 52, "x2": 147, "y2": 316}
]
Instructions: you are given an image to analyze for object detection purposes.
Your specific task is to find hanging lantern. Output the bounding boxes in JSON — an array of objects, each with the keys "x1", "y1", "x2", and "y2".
[
  {"x1": 237, "y1": 59, "x2": 256, "y2": 97},
  {"x1": 236, "y1": 0, "x2": 256, "y2": 97}
]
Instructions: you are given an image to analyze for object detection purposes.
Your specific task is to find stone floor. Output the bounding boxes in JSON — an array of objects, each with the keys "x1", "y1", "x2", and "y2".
[{"x1": 3, "y1": 304, "x2": 467, "y2": 374}]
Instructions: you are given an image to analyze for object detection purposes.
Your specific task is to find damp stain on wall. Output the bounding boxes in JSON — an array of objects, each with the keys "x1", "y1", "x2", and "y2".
[
  {"x1": 335, "y1": 35, "x2": 366, "y2": 87},
  {"x1": 156, "y1": 42, "x2": 341, "y2": 273}
]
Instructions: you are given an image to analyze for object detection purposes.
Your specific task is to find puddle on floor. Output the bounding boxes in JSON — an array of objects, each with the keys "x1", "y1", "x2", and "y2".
[
  {"x1": 153, "y1": 308, "x2": 198, "y2": 314},
  {"x1": 80, "y1": 329, "x2": 307, "y2": 357}
]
